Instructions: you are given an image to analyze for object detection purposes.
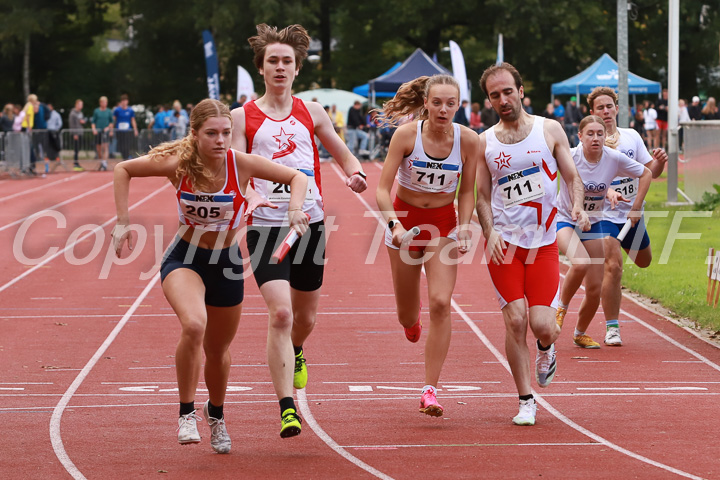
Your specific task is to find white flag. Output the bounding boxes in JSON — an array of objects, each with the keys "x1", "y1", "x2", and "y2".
[
  {"x1": 236, "y1": 66, "x2": 254, "y2": 103},
  {"x1": 449, "y1": 40, "x2": 470, "y2": 119},
  {"x1": 496, "y1": 34, "x2": 504, "y2": 65}
]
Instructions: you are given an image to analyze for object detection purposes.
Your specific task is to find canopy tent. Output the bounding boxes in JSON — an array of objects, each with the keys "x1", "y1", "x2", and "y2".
[
  {"x1": 293, "y1": 88, "x2": 366, "y2": 123},
  {"x1": 551, "y1": 53, "x2": 661, "y2": 98},
  {"x1": 368, "y1": 49, "x2": 451, "y2": 104},
  {"x1": 352, "y1": 62, "x2": 402, "y2": 98}
]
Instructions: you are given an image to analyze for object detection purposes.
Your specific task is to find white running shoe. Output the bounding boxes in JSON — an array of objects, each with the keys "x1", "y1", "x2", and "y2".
[
  {"x1": 535, "y1": 343, "x2": 557, "y2": 388},
  {"x1": 203, "y1": 400, "x2": 231, "y2": 454},
  {"x1": 177, "y1": 411, "x2": 202, "y2": 444},
  {"x1": 512, "y1": 398, "x2": 537, "y2": 426},
  {"x1": 604, "y1": 327, "x2": 623, "y2": 346}
]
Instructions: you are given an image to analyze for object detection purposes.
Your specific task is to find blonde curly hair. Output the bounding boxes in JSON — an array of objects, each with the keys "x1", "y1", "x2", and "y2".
[
  {"x1": 376, "y1": 74, "x2": 459, "y2": 126},
  {"x1": 148, "y1": 99, "x2": 231, "y2": 191}
]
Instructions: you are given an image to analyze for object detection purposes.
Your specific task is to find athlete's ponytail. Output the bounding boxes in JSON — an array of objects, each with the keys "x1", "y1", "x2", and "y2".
[{"x1": 376, "y1": 74, "x2": 459, "y2": 126}]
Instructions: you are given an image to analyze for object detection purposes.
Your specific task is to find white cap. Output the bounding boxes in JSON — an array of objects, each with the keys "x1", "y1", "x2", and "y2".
[{"x1": 692, "y1": 96, "x2": 700, "y2": 103}]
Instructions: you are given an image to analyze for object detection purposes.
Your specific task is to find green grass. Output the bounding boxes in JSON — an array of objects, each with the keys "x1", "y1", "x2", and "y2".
[{"x1": 621, "y1": 175, "x2": 720, "y2": 331}]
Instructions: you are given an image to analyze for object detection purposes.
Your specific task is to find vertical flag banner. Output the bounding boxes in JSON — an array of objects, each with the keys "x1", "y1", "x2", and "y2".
[
  {"x1": 449, "y1": 40, "x2": 470, "y2": 119},
  {"x1": 202, "y1": 30, "x2": 221, "y2": 100},
  {"x1": 496, "y1": 34, "x2": 504, "y2": 65},
  {"x1": 236, "y1": 66, "x2": 255, "y2": 102}
]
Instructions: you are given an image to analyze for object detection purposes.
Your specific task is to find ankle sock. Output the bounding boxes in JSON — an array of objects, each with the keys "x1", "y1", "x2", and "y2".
[
  {"x1": 559, "y1": 301, "x2": 569, "y2": 310},
  {"x1": 279, "y1": 396, "x2": 296, "y2": 415},
  {"x1": 179, "y1": 401, "x2": 195, "y2": 416},
  {"x1": 537, "y1": 339, "x2": 551, "y2": 351},
  {"x1": 606, "y1": 320, "x2": 619, "y2": 330},
  {"x1": 574, "y1": 328, "x2": 585, "y2": 337},
  {"x1": 293, "y1": 345, "x2": 303, "y2": 356},
  {"x1": 207, "y1": 400, "x2": 224, "y2": 420},
  {"x1": 519, "y1": 394, "x2": 533, "y2": 402},
  {"x1": 421, "y1": 384, "x2": 435, "y2": 394}
]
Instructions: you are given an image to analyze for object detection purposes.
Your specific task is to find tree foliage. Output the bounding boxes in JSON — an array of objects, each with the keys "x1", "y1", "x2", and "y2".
[{"x1": 0, "y1": 0, "x2": 718, "y2": 113}]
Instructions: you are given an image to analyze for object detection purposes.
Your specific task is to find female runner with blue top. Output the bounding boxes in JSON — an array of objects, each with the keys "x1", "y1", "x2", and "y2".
[
  {"x1": 555, "y1": 115, "x2": 651, "y2": 348},
  {"x1": 111, "y1": 99, "x2": 309, "y2": 453}
]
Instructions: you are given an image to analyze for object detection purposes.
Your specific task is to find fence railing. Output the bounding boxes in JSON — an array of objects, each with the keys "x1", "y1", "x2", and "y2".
[
  {"x1": 0, "y1": 128, "x2": 180, "y2": 174},
  {"x1": 680, "y1": 120, "x2": 720, "y2": 202}
]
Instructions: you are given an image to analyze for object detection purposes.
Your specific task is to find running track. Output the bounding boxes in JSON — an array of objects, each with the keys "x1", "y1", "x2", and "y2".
[{"x1": 1, "y1": 165, "x2": 718, "y2": 479}]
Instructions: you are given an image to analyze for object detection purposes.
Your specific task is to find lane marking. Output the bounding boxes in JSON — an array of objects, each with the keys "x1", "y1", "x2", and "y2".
[
  {"x1": 0, "y1": 184, "x2": 170, "y2": 294},
  {"x1": 297, "y1": 389, "x2": 394, "y2": 480},
  {"x1": 0, "y1": 180, "x2": 112, "y2": 232},
  {"x1": 341, "y1": 442, "x2": 601, "y2": 449},
  {"x1": 50, "y1": 273, "x2": 161, "y2": 480},
  {"x1": 0, "y1": 173, "x2": 87, "y2": 203}
]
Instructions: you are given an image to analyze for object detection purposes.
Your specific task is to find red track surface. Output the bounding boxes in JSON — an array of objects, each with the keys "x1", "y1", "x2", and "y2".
[{"x1": 1, "y1": 165, "x2": 718, "y2": 479}]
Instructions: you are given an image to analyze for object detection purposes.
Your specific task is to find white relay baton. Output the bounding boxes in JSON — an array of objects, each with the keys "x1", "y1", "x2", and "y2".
[
  {"x1": 616, "y1": 219, "x2": 633, "y2": 242},
  {"x1": 400, "y1": 226, "x2": 421, "y2": 248}
]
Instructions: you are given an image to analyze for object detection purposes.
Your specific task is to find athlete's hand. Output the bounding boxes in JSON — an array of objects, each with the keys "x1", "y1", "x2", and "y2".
[
  {"x1": 346, "y1": 173, "x2": 368, "y2": 193},
  {"x1": 457, "y1": 224, "x2": 473, "y2": 255},
  {"x1": 484, "y1": 228, "x2": 506, "y2": 265},
  {"x1": 628, "y1": 207, "x2": 642, "y2": 227},
  {"x1": 577, "y1": 210, "x2": 591, "y2": 232},
  {"x1": 606, "y1": 189, "x2": 629, "y2": 210},
  {"x1": 652, "y1": 148, "x2": 668, "y2": 166},
  {"x1": 111, "y1": 223, "x2": 133, "y2": 257},
  {"x1": 391, "y1": 224, "x2": 407, "y2": 249},
  {"x1": 288, "y1": 209, "x2": 309, "y2": 236},
  {"x1": 243, "y1": 193, "x2": 278, "y2": 220}
]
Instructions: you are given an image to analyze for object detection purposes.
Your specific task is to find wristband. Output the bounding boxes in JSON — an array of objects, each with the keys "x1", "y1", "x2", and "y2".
[{"x1": 352, "y1": 170, "x2": 367, "y2": 179}]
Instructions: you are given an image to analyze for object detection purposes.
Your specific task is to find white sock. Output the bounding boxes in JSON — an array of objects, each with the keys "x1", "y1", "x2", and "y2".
[
  {"x1": 421, "y1": 384, "x2": 435, "y2": 394},
  {"x1": 574, "y1": 328, "x2": 585, "y2": 337},
  {"x1": 559, "y1": 301, "x2": 569, "y2": 310}
]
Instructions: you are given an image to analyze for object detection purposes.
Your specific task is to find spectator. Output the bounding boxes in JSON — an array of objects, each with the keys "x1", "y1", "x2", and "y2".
[
  {"x1": 643, "y1": 100, "x2": 658, "y2": 149},
  {"x1": 631, "y1": 105, "x2": 644, "y2": 138},
  {"x1": 469, "y1": 101, "x2": 482, "y2": 133},
  {"x1": 346, "y1": 100, "x2": 369, "y2": 156},
  {"x1": 330, "y1": 104, "x2": 345, "y2": 141},
  {"x1": 564, "y1": 96, "x2": 582, "y2": 146},
  {"x1": 541, "y1": 102, "x2": 556, "y2": 120},
  {"x1": 687, "y1": 96, "x2": 702, "y2": 121},
  {"x1": 453, "y1": 99, "x2": 470, "y2": 126},
  {"x1": 655, "y1": 88, "x2": 668, "y2": 149},
  {"x1": 45, "y1": 103, "x2": 63, "y2": 173},
  {"x1": 701, "y1": 97, "x2": 719, "y2": 120},
  {"x1": 92, "y1": 96, "x2": 113, "y2": 170},
  {"x1": 113, "y1": 94, "x2": 138, "y2": 160},
  {"x1": 480, "y1": 98, "x2": 498, "y2": 129},
  {"x1": 168, "y1": 100, "x2": 189, "y2": 139},
  {"x1": 150, "y1": 104, "x2": 169, "y2": 132},
  {"x1": 0, "y1": 104, "x2": 14, "y2": 132},
  {"x1": 69, "y1": 99, "x2": 86, "y2": 171},
  {"x1": 553, "y1": 97, "x2": 565, "y2": 124},
  {"x1": 12, "y1": 104, "x2": 25, "y2": 132},
  {"x1": 522, "y1": 97, "x2": 533, "y2": 114},
  {"x1": 231, "y1": 94, "x2": 247, "y2": 110},
  {"x1": 678, "y1": 98, "x2": 691, "y2": 151},
  {"x1": 29, "y1": 95, "x2": 48, "y2": 174}
]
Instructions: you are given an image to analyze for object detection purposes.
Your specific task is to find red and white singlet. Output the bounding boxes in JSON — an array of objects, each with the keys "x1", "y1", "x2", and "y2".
[
  {"x1": 176, "y1": 149, "x2": 246, "y2": 231},
  {"x1": 484, "y1": 116, "x2": 558, "y2": 249},
  {"x1": 243, "y1": 97, "x2": 323, "y2": 226}
]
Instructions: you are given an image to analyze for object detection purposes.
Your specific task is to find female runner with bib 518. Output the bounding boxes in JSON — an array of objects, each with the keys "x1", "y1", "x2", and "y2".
[{"x1": 111, "y1": 99, "x2": 308, "y2": 453}]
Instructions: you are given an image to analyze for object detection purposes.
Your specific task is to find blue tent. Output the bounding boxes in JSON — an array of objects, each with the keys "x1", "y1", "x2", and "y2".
[
  {"x1": 551, "y1": 54, "x2": 661, "y2": 96},
  {"x1": 353, "y1": 62, "x2": 401, "y2": 98},
  {"x1": 367, "y1": 49, "x2": 451, "y2": 103}
]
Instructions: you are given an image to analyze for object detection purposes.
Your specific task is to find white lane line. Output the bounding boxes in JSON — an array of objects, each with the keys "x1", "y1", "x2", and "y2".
[
  {"x1": 576, "y1": 387, "x2": 640, "y2": 391},
  {"x1": 0, "y1": 173, "x2": 87, "y2": 203},
  {"x1": 0, "y1": 183, "x2": 170, "y2": 294},
  {"x1": 340, "y1": 442, "x2": 601, "y2": 448},
  {"x1": 451, "y1": 299, "x2": 703, "y2": 480},
  {"x1": 663, "y1": 361, "x2": 704, "y2": 363},
  {"x1": 0, "y1": 180, "x2": 112, "y2": 232},
  {"x1": 296, "y1": 389, "x2": 394, "y2": 480},
  {"x1": 338, "y1": 163, "x2": 704, "y2": 479},
  {"x1": 50, "y1": 273, "x2": 160, "y2": 480}
]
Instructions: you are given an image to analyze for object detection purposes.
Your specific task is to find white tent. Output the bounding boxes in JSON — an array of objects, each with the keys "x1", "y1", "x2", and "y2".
[{"x1": 294, "y1": 88, "x2": 367, "y2": 124}]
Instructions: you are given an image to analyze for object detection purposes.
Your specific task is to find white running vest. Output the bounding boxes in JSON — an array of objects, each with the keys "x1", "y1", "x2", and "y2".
[{"x1": 604, "y1": 127, "x2": 653, "y2": 222}]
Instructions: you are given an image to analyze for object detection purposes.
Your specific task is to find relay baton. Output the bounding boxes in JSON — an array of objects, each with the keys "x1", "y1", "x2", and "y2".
[
  {"x1": 271, "y1": 213, "x2": 310, "y2": 264},
  {"x1": 616, "y1": 219, "x2": 633, "y2": 242},
  {"x1": 400, "y1": 226, "x2": 421, "y2": 248}
]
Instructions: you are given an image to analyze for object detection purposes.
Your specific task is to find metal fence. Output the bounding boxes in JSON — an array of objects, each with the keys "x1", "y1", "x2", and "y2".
[
  {"x1": 0, "y1": 128, "x2": 178, "y2": 174},
  {"x1": 680, "y1": 120, "x2": 720, "y2": 202}
]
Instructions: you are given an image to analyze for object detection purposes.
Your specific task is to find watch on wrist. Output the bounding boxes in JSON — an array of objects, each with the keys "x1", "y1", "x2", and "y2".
[
  {"x1": 388, "y1": 219, "x2": 400, "y2": 230},
  {"x1": 353, "y1": 170, "x2": 367, "y2": 179}
]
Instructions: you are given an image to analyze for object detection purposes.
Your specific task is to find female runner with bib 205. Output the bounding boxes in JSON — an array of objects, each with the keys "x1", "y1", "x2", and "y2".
[
  {"x1": 376, "y1": 74, "x2": 479, "y2": 417},
  {"x1": 111, "y1": 99, "x2": 308, "y2": 453}
]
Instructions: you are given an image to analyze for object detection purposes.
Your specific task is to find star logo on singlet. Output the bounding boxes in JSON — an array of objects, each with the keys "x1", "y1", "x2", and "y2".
[
  {"x1": 272, "y1": 127, "x2": 297, "y2": 159},
  {"x1": 494, "y1": 152, "x2": 512, "y2": 170}
]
